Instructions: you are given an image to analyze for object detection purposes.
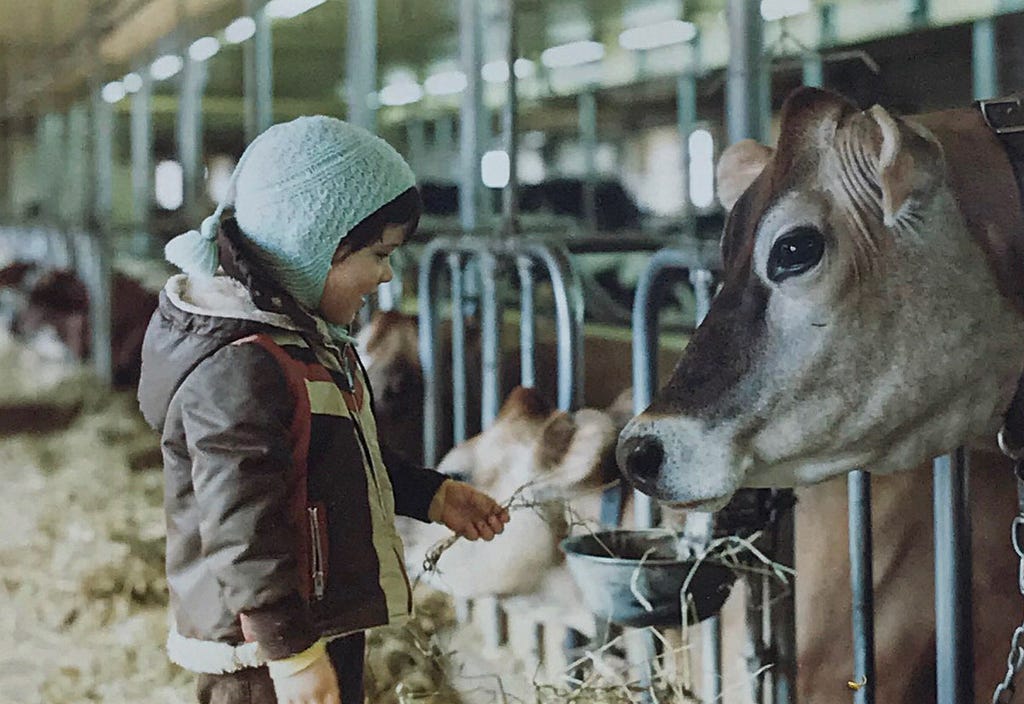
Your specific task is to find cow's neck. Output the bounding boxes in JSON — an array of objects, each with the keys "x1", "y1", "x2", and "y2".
[
  {"x1": 913, "y1": 107, "x2": 1024, "y2": 318},
  {"x1": 915, "y1": 106, "x2": 1024, "y2": 455}
]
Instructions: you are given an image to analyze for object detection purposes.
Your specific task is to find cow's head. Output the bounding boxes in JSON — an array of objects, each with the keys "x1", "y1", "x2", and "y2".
[{"x1": 618, "y1": 87, "x2": 1024, "y2": 510}]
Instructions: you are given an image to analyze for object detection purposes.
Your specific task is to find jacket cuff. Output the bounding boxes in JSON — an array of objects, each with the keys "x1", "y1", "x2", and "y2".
[
  {"x1": 266, "y1": 638, "x2": 327, "y2": 679},
  {"x1": 240, "y1": 593, "x2": 318, "y2": 661}
]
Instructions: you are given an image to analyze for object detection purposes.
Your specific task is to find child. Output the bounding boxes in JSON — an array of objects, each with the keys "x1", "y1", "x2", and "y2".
[{"x1": 138, "y1": 116, "x2": 510, "y2": 704}]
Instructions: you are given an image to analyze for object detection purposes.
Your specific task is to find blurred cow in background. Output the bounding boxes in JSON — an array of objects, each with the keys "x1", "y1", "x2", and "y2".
[{"x1": 0, "y1": 261, "x2": 158, "y2": 387}]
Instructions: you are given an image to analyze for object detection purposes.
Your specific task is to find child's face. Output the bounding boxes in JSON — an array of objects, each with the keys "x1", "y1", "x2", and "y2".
[{"x1": 318, "y1": 224, "x2": 405, "y2": 325}]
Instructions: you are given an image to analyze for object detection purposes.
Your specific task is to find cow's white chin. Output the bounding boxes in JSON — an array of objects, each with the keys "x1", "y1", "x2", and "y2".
[{"x1": 661, "y1": 494, "x2": 733, "y2": 513}]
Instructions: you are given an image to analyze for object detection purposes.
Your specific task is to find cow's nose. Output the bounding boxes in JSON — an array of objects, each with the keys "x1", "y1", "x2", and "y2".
[{"x1": 620, "y1": 435, "x2": 665, "y2": 483}]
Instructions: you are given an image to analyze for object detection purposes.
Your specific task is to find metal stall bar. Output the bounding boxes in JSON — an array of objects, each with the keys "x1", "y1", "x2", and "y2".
[
  {"x1": 244, "y1": 0, "x2": 273, "y2": 140},
  {"x1": 934, "y1": 448, "x2": 973, "y2": 704},
  {"x1": 848, "y1": 470, "x2": 876, "y2": 704},
  {"x1": 130, "y1": 67, "x2": 153, "y2": 255},
  {"x1": 517, "y1": 254, "x2": 536, "y2": 388},
  {"x1": 973, "y1": 18, "x2": 998, "y2": 101},
  {"x1": 521, "y1": 242, "x2": 584, "y2": 412},
  {"x1": 448, "y1": 252, "x2": 469, "y2": 445},
  {"x1": 578, "y1": 91, "x2": 598, "y2": 234},
  {"x1": 345, "y1": 0, "x2": 376, "y2": 132},
  {"x1": 501, "y1": 0, "x2": 519, "y2": 236},
  {"x1": 418, "y1": 240, "x2": 448, "y2": 467},
  {"x1": 459, "y1": 0, "x2": 485, "y2": 233}
]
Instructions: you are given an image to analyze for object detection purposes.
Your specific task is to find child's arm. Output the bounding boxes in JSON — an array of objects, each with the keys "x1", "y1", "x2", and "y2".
[
  {"x1": 177, "y1": 343, "x2": 318, "y2": 660},
  {"x1": 380, "y1": 444, "x2": 449, "y2": 522}
]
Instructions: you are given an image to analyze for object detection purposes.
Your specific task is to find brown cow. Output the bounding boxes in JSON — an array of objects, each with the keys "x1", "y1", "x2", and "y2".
[
  {"x1": 618, "y1": 87, "x2": 1024, "y2": 702},
  {"x1": 405, "y1": 385, "x2": 625, "y2": 598},
  {"x1": 0, "y1": 262, "x2": 158, "y2": 387}
]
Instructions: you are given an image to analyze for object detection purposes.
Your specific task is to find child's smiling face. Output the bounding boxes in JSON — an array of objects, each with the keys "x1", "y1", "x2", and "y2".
[{"x1": 318, "y1": 224, "x2": 406, "y2": 325}]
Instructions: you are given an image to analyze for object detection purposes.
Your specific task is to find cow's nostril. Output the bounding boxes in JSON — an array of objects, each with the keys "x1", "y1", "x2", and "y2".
[{"x1": 623, "y1": 435, "x2": 664, "y2": 482}]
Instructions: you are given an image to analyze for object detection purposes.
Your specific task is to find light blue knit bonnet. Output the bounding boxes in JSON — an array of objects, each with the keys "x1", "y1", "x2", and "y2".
[{"x1": 165, "y1": 115, "x2": 416, "y2": 312}]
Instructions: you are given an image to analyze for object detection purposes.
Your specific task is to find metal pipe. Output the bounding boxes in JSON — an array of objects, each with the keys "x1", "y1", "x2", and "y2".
[
  {"x1": 346, "y1": 0, "x2": 377, "y2": 131},
  {"x1": 130, "y1": 68, "x2": 153, "y2": 254},
  {"x1": 478, "y1": 249, "x2": 502, "y2": 426},
  {"x1": 501, "y1": 0, "x2": 519, "y2": 234},
  {"x1": 516, "y1": 254, "x2": 535, "y2": 389},
  {"x1": 177, "y1": 56, "x2": 207, "y2": 224},
  {"x1": 677, "y1": 71, "x2": 697, "y2": 228},
  {"x1": 726, "y1": 0, "x2": 765, "y2": 144},
  {"x1": 934, "y1": 448, "x2": 973, "y2": 704},
  {"x1": 578, "y1": 90, "x2": 598, "y2": 233},
  {"x1": 459, "y1": 0, "x2": 485, "y2": 232},
  {"x1": 848, "y1": 470, "x2": 876, "y2": 704},
  {"x1": 449, "y1": 252, "x2": 468, "y2": 445},
  {"x1": 418, "y1": 241, "x2": 447, "y2": 465},
  {"x1": 524, "y1": 243, "x2": 584, "y2": 411},
  {"x1": 972, "y1": 18, "x2": 998, "y2": 101}
]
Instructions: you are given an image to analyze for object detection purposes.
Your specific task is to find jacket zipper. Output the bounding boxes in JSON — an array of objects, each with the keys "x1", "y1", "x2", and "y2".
[{"x1": 307, "y1": 506, "x2": 326, "y2": 600}]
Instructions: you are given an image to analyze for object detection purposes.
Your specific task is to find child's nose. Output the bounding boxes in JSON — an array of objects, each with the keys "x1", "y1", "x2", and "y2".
[{"x1": 379, "y1": 262, "x2": 394, "y2": 284}]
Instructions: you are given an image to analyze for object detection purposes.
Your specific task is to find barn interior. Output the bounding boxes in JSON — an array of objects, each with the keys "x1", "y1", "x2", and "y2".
[{"x1": 0, "y1": 1, "x2": 1022, "y2": 703}]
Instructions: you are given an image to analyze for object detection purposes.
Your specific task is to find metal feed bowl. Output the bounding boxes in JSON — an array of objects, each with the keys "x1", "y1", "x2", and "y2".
[{"x1": 560, "y1": 530, "x2": 736, "y2": 628}]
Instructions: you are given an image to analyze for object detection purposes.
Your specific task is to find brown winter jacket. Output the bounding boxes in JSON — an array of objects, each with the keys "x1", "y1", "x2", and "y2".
[{"x1": 137, "y1": 262, "x2": 445, "y2": 674}]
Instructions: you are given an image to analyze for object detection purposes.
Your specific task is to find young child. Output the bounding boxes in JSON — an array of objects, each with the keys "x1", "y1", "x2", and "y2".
[{"x1": 138, "y1": 116, "x2": 510, "y2": 704}]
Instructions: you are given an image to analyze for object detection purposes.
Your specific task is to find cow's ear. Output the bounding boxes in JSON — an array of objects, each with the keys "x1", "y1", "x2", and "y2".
[
  {"x1": 437, "y1": 437, "x2": 479, "y2": 481},
  {"x1": 716, "y1": 139, "x2": 774, "y2": 213},
  {"x1": 867, "y1": 105, "x2": 943, "y2": 227},
  {"x1": 550, "y1": 409, "x2": 617, "y2": 488},
  {"x1": 536, "y1": 411, "x2": 576, "y2": 469}
]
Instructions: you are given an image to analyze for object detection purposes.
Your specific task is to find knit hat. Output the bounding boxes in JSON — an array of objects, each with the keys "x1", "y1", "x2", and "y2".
[{"x1": 165, "y1": 116, "x2": 416, "y2": 311}]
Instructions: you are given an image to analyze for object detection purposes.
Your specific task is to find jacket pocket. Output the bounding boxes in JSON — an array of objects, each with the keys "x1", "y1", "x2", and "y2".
[{"x1": 307, "y1": 502, "x2": 329, "y2": 601}]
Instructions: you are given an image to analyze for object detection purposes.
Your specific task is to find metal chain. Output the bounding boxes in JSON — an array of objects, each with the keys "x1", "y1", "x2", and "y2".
[{"x1": 992, "y1": 511, "x2": 1024, "y2": 703}]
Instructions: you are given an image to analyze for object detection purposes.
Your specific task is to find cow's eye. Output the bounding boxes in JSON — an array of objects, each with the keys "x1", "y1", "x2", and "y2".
[{"x1": 767, "y1": 227, "x2": 825, "y2": 283}]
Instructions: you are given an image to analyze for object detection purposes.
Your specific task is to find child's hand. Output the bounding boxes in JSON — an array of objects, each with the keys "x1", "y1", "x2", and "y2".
[
  {"x1": 436, "y1": 481, "x2": 511, "y2": 541},
  {"x1": 268, "y1": 649, "x2": 340, "y2": 704}
]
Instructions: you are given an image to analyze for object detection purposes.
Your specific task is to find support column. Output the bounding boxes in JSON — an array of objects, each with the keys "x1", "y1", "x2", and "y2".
[
  {"x1": 345, "y1": 0, "x2": 376, "y2": 132},
  {"x1": 578, "y1": 90, "x2": 597, "y2": 233},
  {"x1": 726, "y1": 0, "x2": 766, "y2": 144},
  {"x1": 244, "y1": 0, "x2": 273, "y2": 140},
  {"x1": 972, "y1": 18, "x2": 998, "y2": 101},
  {"x1": 459, "y1": 0, "x2": 486, "y2": 232},
  {"x1": 676, "y1": 70, "x2": 697, "y2": 227},
  {"x1": 501, "y1": 0, "x2": 519, "y2": 235},
  {"x1": 131, "y1": 69, "x2": 154, "y2": 253},
  {"x1": 177, "y1": 55, "x2": 208, "y2": 223},
  {"x1": 88, "y1": 80, "x2": 113, "y2": 385}
]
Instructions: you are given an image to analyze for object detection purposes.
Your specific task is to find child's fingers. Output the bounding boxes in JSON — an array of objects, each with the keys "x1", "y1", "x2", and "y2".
[
  {"x1": 476, "y1": 520, "x2": 496, "y2": 541},
  {"x1": 462, "y1": 523, "x2": 481, "y2": 541},
  {"x1": 487, "y1": 514, "x2": 505, "y2": 534}
]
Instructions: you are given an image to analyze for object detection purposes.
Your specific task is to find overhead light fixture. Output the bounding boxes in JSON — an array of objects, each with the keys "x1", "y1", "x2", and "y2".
[
  {"x1": 224, "y1": 16, "x2": 256, "y2": 43},
  {"x1": 619, "y1": 19, "x2": 697, "y2": 51},
  {"x1": 482, "y1": 58, "x2": 537, "y2": 83},
  {"x1": 150, "y1": 54, "x2": 184, "y2": 81},
  {"x1": 122, "y1": 72, "x2": 143, "y2": 93},
  {"x1": 101, "y1": 81, "x2": 126, "y2": 104},
  {"x1": 378, "y1": 81, "x2": 423, "y2": 107},
  {"x1": 424, "y1": 70, "x2": 467, "y2": 96},
  {"x1": 189, "y1": 36, "x2": 221, "y2": 62},
  {"x1": 265, "y1": 0, "x2": 326, "y2": 19},
  {"x1": 760, "y1": 0, "x2": 811, "y2": 21},
  {"x1": 540, "y1": 40, "x2": 604, "y2": 69}
]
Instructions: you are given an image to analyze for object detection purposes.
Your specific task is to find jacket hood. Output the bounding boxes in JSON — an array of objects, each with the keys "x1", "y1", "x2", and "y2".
[{"x1": 137, "y1": 274, "x2": 318, "y2": 431}]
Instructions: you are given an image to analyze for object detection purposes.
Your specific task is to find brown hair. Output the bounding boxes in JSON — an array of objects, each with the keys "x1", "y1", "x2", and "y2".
[{"x1": 338, "y1": 186, "x2": 422, "y2": 256}]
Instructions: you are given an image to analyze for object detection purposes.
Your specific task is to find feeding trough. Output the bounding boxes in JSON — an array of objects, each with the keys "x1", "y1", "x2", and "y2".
[{"x1": 561, "y1": 530, "x2": 736, "y2": 628}]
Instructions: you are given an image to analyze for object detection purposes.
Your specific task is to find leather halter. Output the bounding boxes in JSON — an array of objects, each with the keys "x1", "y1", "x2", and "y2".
[{"x1": 978, "y1": 97, "x2": 1024, "y2": 473}]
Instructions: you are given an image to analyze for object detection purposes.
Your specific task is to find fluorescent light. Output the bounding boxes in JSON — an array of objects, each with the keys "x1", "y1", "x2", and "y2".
[
  {"x1": 481, "y1": 58, "x2": 536, "y2": 83},
  {"x1": 122, "y1": 72, "x2": 143, "y2": 93},
  {"x1": 424, "y1": 70, "x2": 467, "y2": 96},
  {"x1": 265, "y1": 0, "x2": 326, "y2": 19},
  {"x1": 189, "y1": 36, "x2": 221, "y2": 62},
  {"x1": 619, "y1": 19, "x2": 697, "y2": 50},
  {"x1": 224, "y1": 16, "x2": 256, "y2": 43},
  {"x1": 378, "y1": 82, "x2": 423, "y2": 106},
  {"x1": 540, "y1": 40, "x2": 604, "y2": 69},
  {"x1": 101, "y1": 81, "x2": 126, "y2": 103},
  {"x1": 760, "y1": 0, "x2": 811, "y2": 21},
  {"x1": 150, "y1": 54, "x2": 184, "y2": 81},
  {"x1": 481, "y1": 150, "x2": 510, "y2": 189}
]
